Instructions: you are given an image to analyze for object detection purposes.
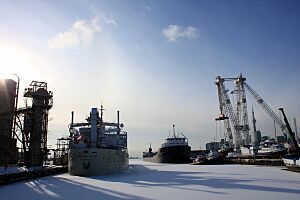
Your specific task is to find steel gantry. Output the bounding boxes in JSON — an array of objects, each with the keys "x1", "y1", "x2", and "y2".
[
  {"x1": 215, "y1": 73, "x2": 288, "y2": 148},
  {"x1": 215, "y1": 76, "x2": 243, "y2": 147},
  {"x1": 235, "y1": 74, "x2": 250, "y2": 144}
]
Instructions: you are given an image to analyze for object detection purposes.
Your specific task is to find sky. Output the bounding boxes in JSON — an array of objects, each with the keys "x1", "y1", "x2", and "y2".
[{"x1": 0, "y1": 0, "x2": 300, "y2": 156}]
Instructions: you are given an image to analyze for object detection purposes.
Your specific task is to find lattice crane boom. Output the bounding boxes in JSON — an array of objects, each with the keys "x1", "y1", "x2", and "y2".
[
  {"x1": 243, "y1": 82, "x2": 286, "y2": 132},
  {"x1": 235, "y1": 74, "x2": 250, "y2": 144},
  {"x1": 215, "y1": 76, "x2": 243, "y2": 146},
  {"x1": 215, "y1": 80, "x2": 233, "y2": 144}
]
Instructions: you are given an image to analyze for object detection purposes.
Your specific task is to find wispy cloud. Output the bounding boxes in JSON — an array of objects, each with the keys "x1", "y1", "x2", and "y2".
[
  {"x1": 104, "y1": 17, "x2": 117, "y2": 26},
  {"x1": 103, "y1": 13, "x2": 118, "y2": 26},
  {"x1": 162, "y1": 25, "x2": 198, "y2": 42},
  {"x1": 48, "y1": 17, "x2": 101, "y2": 48},
  {"x1": 145, "y1": 6, "x2": 152, "y2": 12}
]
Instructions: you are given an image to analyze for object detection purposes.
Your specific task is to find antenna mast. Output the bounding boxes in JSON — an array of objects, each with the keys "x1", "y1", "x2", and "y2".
[{"x1": 172, "y1": 125, "x2": 176, "y2": 137}]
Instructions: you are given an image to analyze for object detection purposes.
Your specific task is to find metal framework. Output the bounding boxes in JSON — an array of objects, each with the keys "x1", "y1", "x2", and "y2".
[
  {"x1": 215, "y1": 76, "x2": 243, "y2": 147},
  {"x1": 215, "y1": 74, "x2": 288, "y2": 148},
  {"x1": 235, "y1": 74, "x2": 250, "y2": 144},
  {"x1": 243, "y1": 82, "x2": 286, "y2": 133},
  {"x1": 53, "y1": 137, "x2": 70, "y2": 166},
  {"x1": 11, "y1": 81, "x2": 53, "y2": 167},
  {"x1": 23, "y1": 81, "x2": 53, "y2": 166}
]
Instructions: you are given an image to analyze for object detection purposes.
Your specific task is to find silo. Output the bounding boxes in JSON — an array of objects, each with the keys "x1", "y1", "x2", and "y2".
[{"x1": 0, "y1": 79, "x2": 17, "y2": 165}]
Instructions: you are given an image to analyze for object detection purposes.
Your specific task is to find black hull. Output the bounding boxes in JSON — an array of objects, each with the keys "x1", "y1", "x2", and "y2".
[
  {"x1": 143, "y1": 145, "x2": 191, "y2": 163},
  {"x1": 286, "y1": 166, "x2": 300, "y2": 173},
  {"x1": 192, "y1": 157, "x2": 224, "y2": 165}
]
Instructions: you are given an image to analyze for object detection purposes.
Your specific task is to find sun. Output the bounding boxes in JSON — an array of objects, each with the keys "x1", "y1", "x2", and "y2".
[{"x1": 0, "y1": 46, "x2": 36, "y2": 82}]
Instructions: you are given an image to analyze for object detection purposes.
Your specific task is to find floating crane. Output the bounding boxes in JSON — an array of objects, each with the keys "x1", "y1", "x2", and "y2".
[
  {"x1": 215, "y1": 73, "x2": 287, "y2": 148},
  {"x1": 215, "y1": 76, "x2": 243, "y2": 147}
]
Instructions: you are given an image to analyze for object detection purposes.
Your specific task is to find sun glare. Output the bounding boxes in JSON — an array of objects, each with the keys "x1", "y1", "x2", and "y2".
[{"x1": 0, "y1": 46, "x2": 36, "y2": 81}]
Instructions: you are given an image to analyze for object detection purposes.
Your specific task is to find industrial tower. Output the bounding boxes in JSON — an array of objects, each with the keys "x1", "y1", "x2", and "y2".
[{"x1": 23, "y1": 81, "x2": 53, "y2": 166}]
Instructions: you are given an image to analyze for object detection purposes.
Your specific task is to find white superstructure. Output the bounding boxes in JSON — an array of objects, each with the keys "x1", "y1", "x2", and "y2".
[{"x1": 161, "y1": 125, "x2": 188, "y2": 148}]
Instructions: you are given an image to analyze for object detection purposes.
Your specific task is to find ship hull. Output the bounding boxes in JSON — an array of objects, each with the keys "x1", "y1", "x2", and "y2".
[
  {"x1": 143, "y1": 145, "x2": 191, "y2": 163},
  {"x1": 257, "y1": 149, "x2": 287, "y2": 156},
  {"x1": 283, "y1": 156, "x2": 300, "y2": 173},
  {"x1": 68, "y1": 148, "x2": 129, "y2": 176}
]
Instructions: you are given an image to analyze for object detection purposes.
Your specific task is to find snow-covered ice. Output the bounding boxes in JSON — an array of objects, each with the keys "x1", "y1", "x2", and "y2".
[{"x1": 1, "y1": 159, "x2": 300, "y2": 200}]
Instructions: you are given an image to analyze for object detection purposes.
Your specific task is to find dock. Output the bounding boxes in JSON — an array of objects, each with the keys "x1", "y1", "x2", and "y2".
[
  {"x1": 226, "y1": 158, "x2": 284, "y2": 166},
  {"x1": 0, "y1": 166, "x2": 67, "y2": 185}
]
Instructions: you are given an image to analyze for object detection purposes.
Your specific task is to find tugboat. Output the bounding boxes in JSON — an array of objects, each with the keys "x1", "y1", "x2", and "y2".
[
  {"x1": 192, "y1": 150, "x2": 224, "y2": 165},
  {"x1": 143, "y1": 125, "x2": 191, "y2": 163},
  {"x1": 142, "y1": 143, "x2": 157, "y2": 159},
  {"x1": 68, "y1": 106, "x2": 129, "y2": 176},
  {"x1": 257, "y1": 140, "x2": 287, "y2": 156}
]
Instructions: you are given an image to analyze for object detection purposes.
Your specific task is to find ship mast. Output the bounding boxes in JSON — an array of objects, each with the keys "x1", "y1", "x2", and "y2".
[
  {"x1": 100, "y1": 104, "x2": 104, "y2": 122},
  {"x1": 173, "y1": 125, "x2": 176, "y2": 137},
  {"x1": 149, "y1": 142, "x2": 152, "y2": 153}
]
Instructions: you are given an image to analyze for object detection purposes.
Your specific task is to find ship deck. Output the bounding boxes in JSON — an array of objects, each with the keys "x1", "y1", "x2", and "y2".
[{"x1": 1, "y1": 159, "x2": 300, "y2": 200}]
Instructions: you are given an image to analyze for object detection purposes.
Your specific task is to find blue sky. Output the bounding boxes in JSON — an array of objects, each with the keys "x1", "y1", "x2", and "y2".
[{"x1": 1, "y1": 0, "x2": 300, "y2": 155}]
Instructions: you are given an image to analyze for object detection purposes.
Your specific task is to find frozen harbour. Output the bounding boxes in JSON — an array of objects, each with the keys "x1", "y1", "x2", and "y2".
[{"x1": 1, "y1": 159, "x2": 300, "y2": 200}]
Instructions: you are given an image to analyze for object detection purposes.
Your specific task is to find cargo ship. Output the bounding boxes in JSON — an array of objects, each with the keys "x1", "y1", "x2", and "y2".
[
  {"x1": 68, "y1": 106, "x2": 128, "y2": 176},
  {"x1": 143, "y1": 125, "x2": 191, "y2": 163}
]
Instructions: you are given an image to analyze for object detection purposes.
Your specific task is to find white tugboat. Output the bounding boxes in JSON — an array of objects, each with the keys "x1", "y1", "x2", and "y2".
[{"x1": 68, "y1": 106, "x2": 128, "y2": 176}]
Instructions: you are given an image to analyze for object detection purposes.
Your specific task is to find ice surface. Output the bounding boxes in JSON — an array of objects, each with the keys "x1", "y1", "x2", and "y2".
[{"x1": 1, "y1": 159, "x2": 300, "y2": 200}]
